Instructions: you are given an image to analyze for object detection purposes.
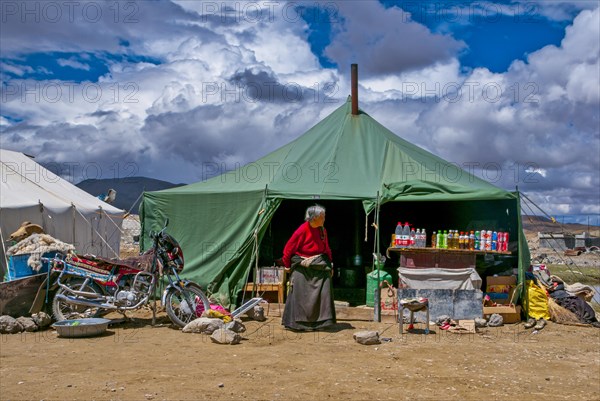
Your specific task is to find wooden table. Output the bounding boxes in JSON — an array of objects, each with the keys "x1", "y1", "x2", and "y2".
[
  {"x1": 244, "y1": 282, "x2": 285, "y2": 304},
  {"x1": 387, "y1": 247, "x2": 511, "y2": 269}
]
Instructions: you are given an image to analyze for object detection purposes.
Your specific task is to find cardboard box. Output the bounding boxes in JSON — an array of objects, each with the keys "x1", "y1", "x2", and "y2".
[
  {"x1": 486, "y1": 288, "x2": 516, "y2": 305},
  {"x1": 486, "y1": 275, "x2": 517, "y2": 286},
  {"x1": 486, "y1": 284, "x2": 513, "y2": 293},
  {"x1": 447, "y1": 320, "x2": 476, "y2": 334},
  {"x1": 483, "y1": 305, "x2": 522, "y2": 324},
  {"x1": 256, "y1": 267, "x2": 284, "y2": 284}
]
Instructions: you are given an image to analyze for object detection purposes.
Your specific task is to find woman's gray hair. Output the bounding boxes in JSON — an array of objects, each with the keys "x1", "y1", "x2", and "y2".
[{"x1": 305, "y1": 204, "x2": 326, "y2": 222}]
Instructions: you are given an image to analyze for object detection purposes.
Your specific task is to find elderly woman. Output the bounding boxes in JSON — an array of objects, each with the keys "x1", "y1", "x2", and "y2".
[{"x1": 281, "y1": 205, "x2": 336, "y2": 331}]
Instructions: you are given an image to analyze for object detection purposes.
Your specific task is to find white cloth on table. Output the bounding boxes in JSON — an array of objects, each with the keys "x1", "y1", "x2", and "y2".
[{"x1": 398, "y1": 267, "x2": 482, "y2": 290}]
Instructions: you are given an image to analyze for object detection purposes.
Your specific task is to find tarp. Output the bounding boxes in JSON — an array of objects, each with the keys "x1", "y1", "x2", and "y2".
[
  {"x1": 140, "y1": 98, "x2": 530, "y2": 308},
  {"x1": 0, "y1": 149, "x2": 124, "y2": 278}
]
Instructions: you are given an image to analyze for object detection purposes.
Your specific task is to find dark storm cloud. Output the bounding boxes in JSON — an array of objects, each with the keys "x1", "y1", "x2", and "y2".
[
  {"x1": 0, "y1": 0, "x2": 222, "y2": 57},
  {"x1": 324, "y1": 2, "x2": 465, "y2": 77}
]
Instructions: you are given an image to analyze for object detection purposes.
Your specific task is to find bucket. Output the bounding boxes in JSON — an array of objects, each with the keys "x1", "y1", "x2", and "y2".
[{"x1": 366, "y1": 267, "x2": 392, "y2": 307}]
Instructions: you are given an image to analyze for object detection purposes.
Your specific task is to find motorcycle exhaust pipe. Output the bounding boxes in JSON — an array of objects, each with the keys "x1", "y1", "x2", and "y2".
[{"x1": 55, "y1": 294, "x2": 116, "y2": 310}]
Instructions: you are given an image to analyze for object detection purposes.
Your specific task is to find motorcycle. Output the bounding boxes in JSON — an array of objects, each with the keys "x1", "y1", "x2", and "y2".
[{"x1": 39, "y1": 219, "x2": 210, "y2": 328}]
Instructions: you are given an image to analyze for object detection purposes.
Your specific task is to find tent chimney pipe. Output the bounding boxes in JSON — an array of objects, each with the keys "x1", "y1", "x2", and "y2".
[{"x1": 351, "y1": 64, "x2": 358, "y2": 115}]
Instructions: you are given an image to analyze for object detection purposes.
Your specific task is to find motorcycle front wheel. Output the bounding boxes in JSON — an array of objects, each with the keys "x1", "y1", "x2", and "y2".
[
  {"x1": 164, "y1": 286, "x2": 210, "y2": 328},
  {"x1": 52, "y1": 279, "x2": 104, "y2": 321}
]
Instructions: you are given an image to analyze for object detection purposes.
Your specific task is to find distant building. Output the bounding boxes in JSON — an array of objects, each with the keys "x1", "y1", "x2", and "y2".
[{"x1": 538, "y1": 232, "x2": 600, "y2": 250}]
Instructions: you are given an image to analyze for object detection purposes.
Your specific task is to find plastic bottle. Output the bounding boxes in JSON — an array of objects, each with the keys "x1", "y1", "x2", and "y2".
[
  {"x1": 447, "y1": 230, "x2": 453, "y2": 249},
  {"x1": 394, "y1": 222, "x2": 403, "y2": 248},
  {"x1": 474, "y1": 230, "x2": 480, "y2": 250},
  {"x1": 431, "y1": 231, "x2": 437, "y2": 248},
  {"x1": 410, "y1": 227, "x2": 416, "y2": 247},
  {"x1": 442, "y1": 230, "x2": 448, "y2": 249},
  {"x1": 469, "y1": 231, "x2": 475, "y2": 250},
  {"x1": 436, "y1": 230, "x2": 442, "y2": 248},
  {"x1": 421, "y1": 228, "x2": 427, "y2": 247},
  {"x1": 402, "y1": 222, "x2": 411, "y2": 248}
]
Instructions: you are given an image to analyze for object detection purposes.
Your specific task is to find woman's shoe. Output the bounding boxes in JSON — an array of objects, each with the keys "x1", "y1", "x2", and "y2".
[
  {"x1": 534, "y1": 318, "x2": 547, "y2": 330},
  {"x1": 524, "y1": 318, "x2": 536, "y2": 329}
]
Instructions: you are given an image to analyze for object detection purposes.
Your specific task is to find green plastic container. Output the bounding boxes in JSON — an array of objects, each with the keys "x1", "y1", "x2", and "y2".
[{"x1": 366, "y1": 265, "x2": 392, "y2": 307}]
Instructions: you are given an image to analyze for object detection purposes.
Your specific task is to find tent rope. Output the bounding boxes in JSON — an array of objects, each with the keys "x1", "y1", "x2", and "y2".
[
  {"x1": 519, "y1": 194, "x2": 599, "y2": 307},
  {"x1": 103, "y1": 209, "x2": 126, "y2": 235},
  {"x1": 126, "y1": 190, "x2": 145, "y2": 216},
  {"x1": 520, "y1": 191, "x2": 574, "y2": 234},
  {"x1": 73, "y1": 207, "x2": 119, "y2": 258}
]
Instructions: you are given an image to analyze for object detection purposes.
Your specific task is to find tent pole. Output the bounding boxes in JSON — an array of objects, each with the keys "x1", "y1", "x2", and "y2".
[
  {"x1": 0, "y1": 225, "x2": 9, "y2": 279},
  {"x1": 243, "y1": 184, "x2": 269, "y2": 305},
  {"x1": 373, "y1": 191, "x2": 381, "y2": 322},
  {"x1": 71, "y1": 203, "x2": 76, "y2": 246}
]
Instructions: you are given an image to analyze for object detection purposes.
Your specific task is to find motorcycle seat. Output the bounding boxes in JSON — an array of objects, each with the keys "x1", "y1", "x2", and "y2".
[
  {"x1": 68, "y1": 250, "x2": 156, "y2": 273},
  {"x1": 67, "y1": 255, "x2": 118, "y2": 273}
]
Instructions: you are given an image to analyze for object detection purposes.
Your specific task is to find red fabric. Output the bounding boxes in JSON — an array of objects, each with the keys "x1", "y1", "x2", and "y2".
[{"x1": 282, "y1": 221, "x2": 332, "y2": 268}]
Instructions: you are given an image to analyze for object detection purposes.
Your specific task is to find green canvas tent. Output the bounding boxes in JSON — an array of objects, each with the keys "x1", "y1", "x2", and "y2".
[{"x1": 140, "y1": 97, "x2": 530, "y2": 308}]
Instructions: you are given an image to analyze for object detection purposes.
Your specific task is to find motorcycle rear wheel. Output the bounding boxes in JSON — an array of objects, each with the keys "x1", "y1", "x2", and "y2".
[
  {"x1": 164, "y1": 286, "x2": 210, "y2": 328},
  {"x1": 52, "y1": 279, "x2": 104, "y2": 321}
]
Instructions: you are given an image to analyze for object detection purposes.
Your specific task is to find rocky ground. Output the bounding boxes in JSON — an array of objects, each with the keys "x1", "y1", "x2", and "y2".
[{"x1": 120, "y1": 214, "x2": 142, "y2": 259}]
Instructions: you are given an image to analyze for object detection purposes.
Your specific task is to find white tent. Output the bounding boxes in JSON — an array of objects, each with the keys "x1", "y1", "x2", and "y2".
[{"x1": 0, "y1": 149, "x2": 125, "y2": 276}]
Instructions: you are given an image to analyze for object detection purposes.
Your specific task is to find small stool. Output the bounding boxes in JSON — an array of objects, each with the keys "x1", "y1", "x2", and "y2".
[{"x1": 399, "y1": 298, "x2": 430, "y2": 334}]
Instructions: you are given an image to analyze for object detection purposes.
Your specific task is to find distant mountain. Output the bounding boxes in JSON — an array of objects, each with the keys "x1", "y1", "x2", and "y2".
[
  {"x1": 522, "y1": 215, "x2": 599, "y2": 236},
  {"x1": 77, "y1": 177, "x2": 185, "y2": 212}
]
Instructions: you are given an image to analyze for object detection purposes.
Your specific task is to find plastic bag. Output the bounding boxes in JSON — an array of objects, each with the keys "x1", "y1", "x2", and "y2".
[{"x1": 525, "y1": 280, "x2": 550, "y2": 320}]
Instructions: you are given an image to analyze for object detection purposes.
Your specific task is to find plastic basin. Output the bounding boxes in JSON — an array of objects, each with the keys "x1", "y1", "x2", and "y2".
[{"x1": 52, "y1": 318, "x2": 111, "y2": 338}]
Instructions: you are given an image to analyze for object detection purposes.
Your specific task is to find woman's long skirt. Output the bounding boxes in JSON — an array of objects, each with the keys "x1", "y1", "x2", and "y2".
[{"x1": 282, "y1": 265, "x2": 336, "y2": 331}]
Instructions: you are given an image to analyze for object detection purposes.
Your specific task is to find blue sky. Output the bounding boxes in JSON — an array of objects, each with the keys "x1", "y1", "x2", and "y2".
[{"x1": 1, "y1": 0, "x2": 599, "y2": 224}]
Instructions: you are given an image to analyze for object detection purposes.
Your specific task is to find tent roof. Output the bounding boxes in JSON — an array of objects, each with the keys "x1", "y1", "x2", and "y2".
[
  {"x1": 0, "y1": 149, "x2": 123, "y2": 214},
  {"x1": 159, "y1": 98, "x2": 513, "y2": 203}
]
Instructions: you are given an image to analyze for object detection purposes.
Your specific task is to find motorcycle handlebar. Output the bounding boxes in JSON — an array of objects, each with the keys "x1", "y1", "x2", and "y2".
[{"x1": 149, "y1": 219, "x2": 170, "y2": 243}]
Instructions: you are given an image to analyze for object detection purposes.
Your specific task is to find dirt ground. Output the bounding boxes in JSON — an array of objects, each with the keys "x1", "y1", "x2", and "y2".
[
  {"x1": 1, "y1": 308, "x2": 599, "y2": 401},
  {"x1": 3, "y1": 222, "x2": 597, "y2": 401}
]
